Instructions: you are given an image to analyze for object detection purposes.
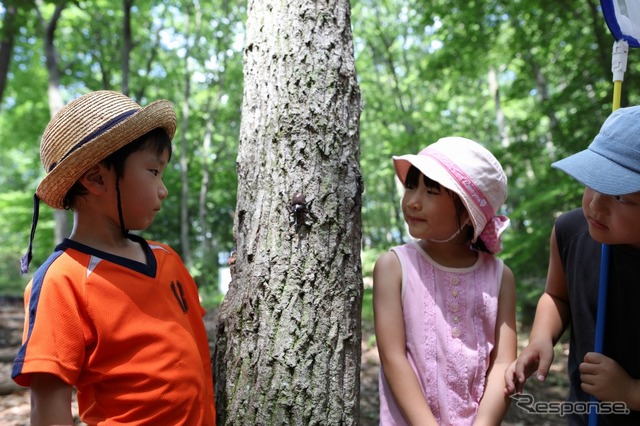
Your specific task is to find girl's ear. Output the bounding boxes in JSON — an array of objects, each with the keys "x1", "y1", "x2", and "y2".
[{"x1": 78, "y1": 164, "x2": 108, "y2": 195}]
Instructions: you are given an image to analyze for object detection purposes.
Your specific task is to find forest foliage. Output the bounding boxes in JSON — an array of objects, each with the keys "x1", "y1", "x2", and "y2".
[{"x1": 1, "y1": 0, "x2": 637, "y2": 318}]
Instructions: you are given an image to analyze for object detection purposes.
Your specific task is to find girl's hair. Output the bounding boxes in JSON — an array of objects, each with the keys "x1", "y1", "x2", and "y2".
[
  {"x1": 63, "y1": 127, "x2": 172, "y2": 209},
  {"x1": 405, "y1": 165, "x2": 490, "y2": 253}
]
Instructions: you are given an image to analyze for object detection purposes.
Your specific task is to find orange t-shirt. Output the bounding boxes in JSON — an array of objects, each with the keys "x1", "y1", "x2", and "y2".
[{"x1": 12, "y1": 236, "x2": 216, "y2": 425}]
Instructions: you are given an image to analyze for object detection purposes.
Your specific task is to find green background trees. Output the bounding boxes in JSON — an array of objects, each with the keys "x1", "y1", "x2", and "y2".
[{"x1": 1, "y1": 0, "x2": 638, "y2": 313}]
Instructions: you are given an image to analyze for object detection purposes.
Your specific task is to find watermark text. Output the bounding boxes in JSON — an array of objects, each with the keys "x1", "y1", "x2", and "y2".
[{"x1": 509, "y1": 393, "x2": 630, "y2": 416}]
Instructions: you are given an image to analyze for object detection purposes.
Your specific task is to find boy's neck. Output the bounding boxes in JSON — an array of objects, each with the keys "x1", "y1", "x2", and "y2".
[{"x1": 69, "y1": 210, "x2": 147, "y2": 264}]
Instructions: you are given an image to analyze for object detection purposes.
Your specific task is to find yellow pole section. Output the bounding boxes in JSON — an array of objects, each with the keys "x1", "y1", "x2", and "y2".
[{"x1": 612, "y1": 80, "x2": 622, "y2": 111}]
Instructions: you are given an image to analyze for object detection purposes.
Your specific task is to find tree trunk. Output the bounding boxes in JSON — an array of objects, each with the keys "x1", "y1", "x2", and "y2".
[
  {"x1": 214, "y1": 0, "x2": 363, "y2": 424},
  {"x1": 121, "y1": 0, "x2": 134, "y2": 96},
  {"x1": 0, "y1": 5, "x2": 18, "y2": 109},
  {"x1": 488, "y1": 67, "x2": 510, "y2": 147},
  {"x1": 38, "y1": 0, "x2": 70, "y2": 242},
  {"x1": 179, "y1": 9, "x2": 193, "y2": 268},
  {"x1": 198, "y1": 95, "x2": 216, "y2": 265}
]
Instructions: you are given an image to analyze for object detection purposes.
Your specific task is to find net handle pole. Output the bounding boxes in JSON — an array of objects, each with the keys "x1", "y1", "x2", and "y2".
[
  {"x1": 611, "y1": 39, "x2": 628, "y2": 107},
  {"x1": 588, "y1": 38, "x2": 628, "y2": 426}
]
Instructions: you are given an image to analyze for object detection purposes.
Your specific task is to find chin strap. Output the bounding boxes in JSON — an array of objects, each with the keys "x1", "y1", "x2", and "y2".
[
  {"x1": 115, "y1": 176, "x2": 128, "y2": 237},
  {"x1": 21, "y1": 194, "x2": 40, "y2": 274},
  {"x1": 428, "y1": 219, "x2": 470, "y2": 243},
  {"x1": 20, "y1": 178, "x2": 129, "y2": 275},
  {"x1": 428, "y1": 226, "x2": 465, "y2": 243}
]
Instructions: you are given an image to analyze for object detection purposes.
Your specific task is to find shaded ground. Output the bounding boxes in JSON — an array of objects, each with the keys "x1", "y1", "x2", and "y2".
[{"x1": 1, "y1": 297, "x2": 569, "y2": 425}]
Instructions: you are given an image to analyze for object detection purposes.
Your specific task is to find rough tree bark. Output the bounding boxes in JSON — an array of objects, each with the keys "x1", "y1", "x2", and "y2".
[{"x1": 214, "y1": 0, "x2": 363, "y2": 424}]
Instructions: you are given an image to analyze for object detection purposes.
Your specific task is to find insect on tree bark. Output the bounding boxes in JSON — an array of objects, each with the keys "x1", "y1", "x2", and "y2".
[{"x1": 214, "y1": 0, "x2": 364, "y2": 424}]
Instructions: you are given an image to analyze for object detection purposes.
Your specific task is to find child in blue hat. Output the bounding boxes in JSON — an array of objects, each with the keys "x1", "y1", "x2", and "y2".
[{"x1": 505, "y1": 106, "x2": 640, "y2": 425}]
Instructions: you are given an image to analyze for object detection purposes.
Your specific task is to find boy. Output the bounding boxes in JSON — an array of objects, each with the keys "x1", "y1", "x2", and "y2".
[
  {"x1": 12, "y1": 91, "x2": 216, "y2": 425},
  {"x1": 505, "y1": 105, "x2": 640, "y2": 425}
]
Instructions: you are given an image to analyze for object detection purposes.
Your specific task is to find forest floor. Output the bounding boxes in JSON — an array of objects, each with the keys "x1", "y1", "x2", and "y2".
[{"x1": 0, "y1": 296, "x2": 569, "y2": 425}]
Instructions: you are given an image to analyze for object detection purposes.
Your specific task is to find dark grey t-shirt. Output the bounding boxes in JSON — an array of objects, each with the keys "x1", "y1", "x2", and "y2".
[{"x1": 556, "y1": 208, "x2": 640, "y2": 425}]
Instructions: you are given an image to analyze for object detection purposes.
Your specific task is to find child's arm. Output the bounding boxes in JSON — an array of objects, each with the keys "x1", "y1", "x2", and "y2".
[
  {"x1": 475, "y1": 265, "x2": 517, "y2": 426},
  {"x1": 373, "y1": 251, "x2": 438, "y2": 426},
  {"x1": 504, "y1": 226, "x2": 571, "y2": 394},
  {"x1": 580, "y1": 352, "x2": 640, "y2": 410},
  {"x1": 30, "y1": 373, "x2": 73, "y2": 426}
]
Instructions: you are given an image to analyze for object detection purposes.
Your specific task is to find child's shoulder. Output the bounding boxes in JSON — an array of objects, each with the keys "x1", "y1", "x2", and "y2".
[
  {"x1": 146, "y1": 239, "x2": 181, "y2": 258},
  {"x1": 146, "y1": 239, "x2": 173, "y2": 252},
  {"x1": 556, "y1": 207, "x2": 584, "y2": 224},
  {"x1": 37, "y1": 241, "x2": 90, "y2": 274},
  {"x1": 375, "y1": 243, "x2": 414, "y2": 263},
  {"x1": 555, "y1": 208, "x2": 589, "y2": 243},
  {"x1": 374, "y1": 248, "x2": 402, "y2": 272},
  {"x1": 145, "y1": 239, "x2": 190, "y2": 266}
]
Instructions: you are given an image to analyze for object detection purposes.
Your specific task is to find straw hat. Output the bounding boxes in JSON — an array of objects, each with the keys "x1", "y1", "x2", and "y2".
[{"x1": 37, "y1": 90, "x2": 177, "y2": 209}]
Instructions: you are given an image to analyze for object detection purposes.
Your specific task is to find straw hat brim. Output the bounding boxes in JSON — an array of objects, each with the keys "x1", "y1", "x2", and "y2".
[{"x1": 37, "y1": 99, "x2": 177, "y2": 209}]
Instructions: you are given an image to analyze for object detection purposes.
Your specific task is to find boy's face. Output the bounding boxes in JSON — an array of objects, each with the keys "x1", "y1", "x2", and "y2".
[
  {"x1": 582, "y1": 187, "x2": 640, "y2": 247},
  {"x1": 117, "y1": 147, "x2": 170, "y2": 231}
]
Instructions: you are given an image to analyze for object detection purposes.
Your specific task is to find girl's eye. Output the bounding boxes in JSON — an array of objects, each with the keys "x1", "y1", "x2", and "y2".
[
  {"x1": 149, "y1": 169, "x2": 159, "y2": 176},
  {"x1": 426, "y1": 189, "x2": 440, "y2": 195}
]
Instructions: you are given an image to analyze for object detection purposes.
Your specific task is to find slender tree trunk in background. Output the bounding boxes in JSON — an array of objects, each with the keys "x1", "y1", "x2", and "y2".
[
  {"x1": 179, "y1": 9, "x2": 193, "y2": 268},
  {"x1": 121, "y1": 0, "x2": 134, "y2": 96},
  {"x1": 198, "y1": 97, "x2": 214, "y2": 262},
  {"x1": 179, "y1": 67, "x2": 193, "y2": 267},
  {"x1": 38, "y1": 1, "x2": 70, "y2": 243},
  {"x1": 488, "y1": 67, "x2": 510, "y2": 147},
  {"x1": 215, "y1": 0, "x2": 363, "y2": 424},
  {"x1": 0, "y1": 4, "x2": 19, "y2": 109},
  {"x1": 198, "y1": 93, "x2": 221, "y2": 266}
]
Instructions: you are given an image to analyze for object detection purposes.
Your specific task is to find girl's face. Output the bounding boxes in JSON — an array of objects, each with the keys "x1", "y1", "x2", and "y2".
[
  {"x1": 402, "y1": 173, "x2": 467, "y2": 242},
  {"x1": 117, "y1": 147, "x2": 170, "y2": 231},
  {"x1": 582, "y1": 187, "x2": 640, "y2": 247}
]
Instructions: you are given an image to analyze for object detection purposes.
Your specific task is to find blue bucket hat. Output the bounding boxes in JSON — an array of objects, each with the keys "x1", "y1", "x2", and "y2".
[{"x1": 552, "y1": 105, "x2": 640, "y2": 195}]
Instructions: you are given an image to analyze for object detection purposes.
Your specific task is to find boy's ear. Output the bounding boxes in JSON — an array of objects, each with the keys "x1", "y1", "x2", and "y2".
[{"x1": 78, "y1": 164, "x2": 108, "y2": 194}]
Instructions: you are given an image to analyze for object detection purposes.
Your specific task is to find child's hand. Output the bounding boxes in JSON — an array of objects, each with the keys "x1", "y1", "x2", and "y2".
[
  {"x1": 504, "y1": 339, "x2": 554, "y2": 395},
  {"x1": 504, "y1": 360, "x2": 521, "y2": 395},
  {"x1": 580, "y1": 352, "x2": 639, "y2": 406}
]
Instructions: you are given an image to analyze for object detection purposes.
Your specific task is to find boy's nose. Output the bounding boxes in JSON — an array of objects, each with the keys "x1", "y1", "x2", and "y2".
[
  {"x1": 589, "y1": 191, "x2": 609, "y2": 212},
  {"x1": 159, "y1": 182, "x2": 168, "y2": 199}
]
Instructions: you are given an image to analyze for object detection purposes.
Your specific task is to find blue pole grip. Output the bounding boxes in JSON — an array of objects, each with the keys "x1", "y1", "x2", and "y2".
[{"x1": 588, "y1": 243, "x2": 610, "y2": 426}]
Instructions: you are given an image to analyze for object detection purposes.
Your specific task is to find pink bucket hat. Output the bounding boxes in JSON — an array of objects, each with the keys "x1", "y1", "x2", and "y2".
[{"x1": 393, "y1": 136, "x2": 509, "y2": 254}]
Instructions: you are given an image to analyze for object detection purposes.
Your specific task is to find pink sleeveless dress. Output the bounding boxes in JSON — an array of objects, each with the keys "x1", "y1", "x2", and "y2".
[{"x1": 378, "y1": 242, "x2": 503, "y2": 425}]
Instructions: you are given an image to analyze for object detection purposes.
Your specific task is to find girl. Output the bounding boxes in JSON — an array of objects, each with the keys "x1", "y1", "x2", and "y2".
[{"x1": 374, "y1": 136, "x2": 516, "y2": 425}]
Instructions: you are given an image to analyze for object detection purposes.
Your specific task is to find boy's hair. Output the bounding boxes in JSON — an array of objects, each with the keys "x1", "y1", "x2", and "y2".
[
  {"x1": 62, "y1": 128, "x2": 172, "y2": 209},
  {"x1": 405, "y1": 165, "x2": 490, "y2": 253}
]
